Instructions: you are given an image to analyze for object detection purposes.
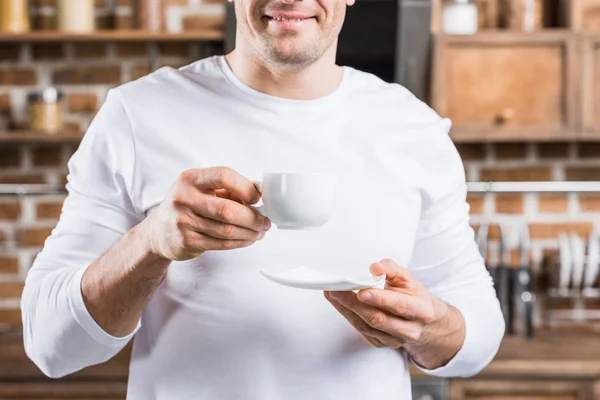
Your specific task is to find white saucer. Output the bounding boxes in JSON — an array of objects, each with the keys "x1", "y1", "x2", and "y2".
[{"x1": 260, "y1": 266, "x2": 386, "y2": 291}]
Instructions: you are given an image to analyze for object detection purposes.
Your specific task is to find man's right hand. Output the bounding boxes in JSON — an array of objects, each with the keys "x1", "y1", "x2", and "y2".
[{"x1": 142, "y1": 167, "x2": 271, "y2": 261}]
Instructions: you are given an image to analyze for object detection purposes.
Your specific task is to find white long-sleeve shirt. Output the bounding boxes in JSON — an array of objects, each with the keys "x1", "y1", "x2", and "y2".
[{"x1": 21, "y1": 56, "x2": 504, "y2": 400}]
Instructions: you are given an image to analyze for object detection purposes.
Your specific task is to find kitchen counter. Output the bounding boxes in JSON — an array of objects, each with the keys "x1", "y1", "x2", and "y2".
[
  {"x1": 1, "y1": 326, "x2": 599, "y2": 380},
  {"x1": 412, "y1": 327, "x2": 600, "y2": 380}
]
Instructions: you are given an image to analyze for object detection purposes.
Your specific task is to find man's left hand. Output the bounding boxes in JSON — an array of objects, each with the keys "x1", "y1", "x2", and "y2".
[{"x1": 324, "y1": 259, "x2": 466, "y2": 370}]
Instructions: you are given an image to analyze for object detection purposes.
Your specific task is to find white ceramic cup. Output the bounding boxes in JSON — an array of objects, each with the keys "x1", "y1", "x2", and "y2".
[{"x1": 251, "y1": 172, "x2": 336, "y2": 230}]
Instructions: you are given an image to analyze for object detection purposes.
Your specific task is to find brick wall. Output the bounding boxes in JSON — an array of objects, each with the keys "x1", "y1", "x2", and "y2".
[
  {"x1": 0, "y1": 39, "x2": 215, "y2": 329},
  {"x1": 2, "y1": 55, "x2": 600, "y2": 327}
]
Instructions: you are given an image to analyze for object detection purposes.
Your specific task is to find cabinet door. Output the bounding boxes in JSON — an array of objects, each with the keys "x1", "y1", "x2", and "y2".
[
  {"x1": 450, "y1": 380, "x2": 592, "y2": 400},
  {"x1": 431, "y1": 32, "x2": 579, "y2": 142},
  {"x1": 581, "y1": 34, "x2": 600, "y2": 137}
]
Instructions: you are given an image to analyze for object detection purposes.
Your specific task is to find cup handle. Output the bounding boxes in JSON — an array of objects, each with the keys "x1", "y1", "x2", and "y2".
[{"x1": 249, "y1": 180, "x2": 266, "y2": 217}]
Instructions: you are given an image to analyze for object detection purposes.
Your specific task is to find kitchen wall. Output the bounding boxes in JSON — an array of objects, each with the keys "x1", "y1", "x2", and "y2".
[{"x1": 0, "y1": 39, "x2": 213, "y2": 328}]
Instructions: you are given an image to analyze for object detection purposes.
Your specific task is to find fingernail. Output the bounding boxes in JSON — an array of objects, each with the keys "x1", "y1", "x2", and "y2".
[
  {"x1": 329, "y1": 292, "x2": 339, "y2": 300},
  {"x1": 264, "y1": 218, "x2": 272, "y2": 231},
  {"x1": 358, "y1": 291, "x2": 372, "y2": 301}
]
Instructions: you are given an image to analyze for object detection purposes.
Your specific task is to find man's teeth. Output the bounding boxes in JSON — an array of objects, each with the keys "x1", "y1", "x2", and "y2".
[{"x1": 272, "y1": 17, "x2": 304, "y2": 22}]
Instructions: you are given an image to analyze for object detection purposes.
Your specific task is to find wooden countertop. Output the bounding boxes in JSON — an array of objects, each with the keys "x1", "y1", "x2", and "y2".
[
  {"x1": 2, "y1": 326, "x2": 599, "y2": 381},
  {"x1": 413, "y1": 327, "x2": 600, "y2": 380}
]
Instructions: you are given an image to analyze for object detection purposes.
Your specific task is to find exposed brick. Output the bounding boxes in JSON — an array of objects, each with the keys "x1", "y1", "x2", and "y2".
[
  {"x1": 565, "y1": 167, "x2": 600, "y2": 181},
  {"x1": 0, "y1": 44, "x2": 20, "y2": 61},
  {"x1": 494, "y1": 143, "x2": 527, "y2": 160},
  {"x1": 0, "y1": 282, "x2": 24, "y2": 299},
  {"x1": 0, "y1": 147, "x2": 20, "y2": 167},
  {"x1": 0, "y1": 255, "x2": 19, "y2": 274},
  {"x1": 32, "y1": 146, "x2": 63, "y2": 166},
  {"x1": 0, "y1": 69, "x2": 37, "y2": 86},
  {"x1": 467, "y1": 194, "x2": 484, "y2": 214},
  {"x1": 495, "y1": 194, "x2": 524, "y2": 214},
  {"x1": 538, "y1": 143, "x2": 569, "y2": 159},
  {"x1": 116, "y1": 42, "x2": 148, "y2": 57},
  {"x1": 0, "y1": 174, "x2": 45, "y2": 184},
  {"x1": 158, "y1": 43, "x2": 190, "y2": 57},
  {"x1": 130, "y1": 65, "x2": 151, "y2": 80},
  {"x1": 479, "y1": 167, "x2": 553, "y2": 182},
  {"x1": 455, "y1": 144, "x2": 486, "y2": 161},
  {"x1": 529, "y1": 222, "x2": 594, "y2": 239},
  {"x1": 72, "y1": 43, "x2": 108, "y2": 59},
  {"x1": 31, "y1": 43, "x2": 64, "y2": 60},
  {"x1": 580, "y1": 195, "x2": 600, "y2": 212},
  {"x1": 53, "y1": 66, "x2": 120, "y2": 85},
  {"x1": 539, "y1": 194, "x2": 568, "y2": 213},
  {"x1": 68, "y1": 93, "x2": 98, "y2": 114},
  {"x1": 578, "y1": 143, "x2": 600, "y2": 159},
  {"x1": 0, "y1": 202, "x2": 20, "y2": 220},
  {"x1": 0, "y1": 93, "x2": 11, "y2": 114},
  {"x1": 19, "y1": 227, "x2": 53, "y2": 247},
  {"x1": 36, "y1": 201, "x2": 63, "y2": 220},
  {"x1": 0, "y1": 309, "x2": 21, "y2": 325}
]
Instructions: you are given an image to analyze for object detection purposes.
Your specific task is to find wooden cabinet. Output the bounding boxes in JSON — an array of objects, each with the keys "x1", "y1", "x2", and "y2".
[
  {"x1": 581, "y1": 33, "x2": 600, "y2": 137},
  {"x1": 431, "y1": 31, "x2": 579, "y2": 142},
  {"x1": 450, "y1": 380, "x2": 593, "y2": 400},
  {"x1": 0, "y1": 382, "x2": 126, "y2": 399}
]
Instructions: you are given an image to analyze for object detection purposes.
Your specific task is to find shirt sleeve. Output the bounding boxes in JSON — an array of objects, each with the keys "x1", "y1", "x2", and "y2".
[
  {"x1": 405, "y1": 114, "x2": 505, "y2": 378},
  {"x1": 20, "y1": 89, "x2": 144, "y2": 379}
]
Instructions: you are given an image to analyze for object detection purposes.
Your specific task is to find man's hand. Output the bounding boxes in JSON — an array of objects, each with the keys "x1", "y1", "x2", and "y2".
[
  {"x1": 142, "y1": 167, "x2": 271, "y2": 261},
  {"x1": 324, "y1": 259, "x2": 466, "y2": 370}
]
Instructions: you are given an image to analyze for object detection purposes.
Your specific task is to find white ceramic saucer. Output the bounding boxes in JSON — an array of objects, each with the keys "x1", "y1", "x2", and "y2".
[{"x1": 260, "y1": 266, "x2": 386, "y2": 291}]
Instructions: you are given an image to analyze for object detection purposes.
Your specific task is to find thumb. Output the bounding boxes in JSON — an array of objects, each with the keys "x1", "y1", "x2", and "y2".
[{"x1": 370, "y1": 259, "x2": 416, "y2": 289}]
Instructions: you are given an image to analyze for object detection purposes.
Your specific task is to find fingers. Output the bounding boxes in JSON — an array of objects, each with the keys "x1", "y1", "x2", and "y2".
[
  {"x1": 327, "y1": 291, "x2": 422, "y2": 341},
  {"x1": 325, "y1": 292, "x2": 404, "y2": 349},
  {"x1": 214, "y1": 189, "x2": 244, "y2": 204},
  {"x1": 356, "y1": 288, "x2": 427, "y2": 321},
  {"x1": 370, "y1": 259, "x2": 416, "y2": 289},
  {"x1": 181, "y1": 211, "x2": 266, "y2": 241},
  {"x1": 181, "y1": 167, "x2": 261, "y2": 205},
  {"x1": 183, "y1": 191, "x2": 269, "y2": 233},
  {"x1": 184, "y1": 231, "x2": 257, "y2": 251}
]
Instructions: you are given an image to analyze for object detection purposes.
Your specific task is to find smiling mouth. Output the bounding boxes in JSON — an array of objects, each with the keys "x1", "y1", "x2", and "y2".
[{"x1": 263, "y1": 15, "x2": 316, "y2": 23}]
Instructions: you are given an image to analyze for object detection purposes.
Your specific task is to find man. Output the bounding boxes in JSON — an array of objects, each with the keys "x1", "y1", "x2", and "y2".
[{"x1": 21, "y1": 0, "x2": 505, "y2": 397}]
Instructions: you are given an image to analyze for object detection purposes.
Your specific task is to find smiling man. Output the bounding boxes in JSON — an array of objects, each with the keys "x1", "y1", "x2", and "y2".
[{"x1": 21, "y1": 0, "x2": 505, "y2": 398}]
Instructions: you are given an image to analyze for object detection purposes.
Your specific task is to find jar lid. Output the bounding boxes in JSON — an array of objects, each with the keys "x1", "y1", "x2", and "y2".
[{"x1": 28, "y1": 87, "x2": 63, "y2": 103}]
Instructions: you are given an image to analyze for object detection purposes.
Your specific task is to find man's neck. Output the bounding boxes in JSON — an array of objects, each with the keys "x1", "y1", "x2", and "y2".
[{"x1": 224, "y1": 43, "x2": 343, "y2": 101}]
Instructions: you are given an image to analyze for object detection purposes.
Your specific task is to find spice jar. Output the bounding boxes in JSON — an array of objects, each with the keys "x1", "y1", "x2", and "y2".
[
  {"x1": 0, "y1": 0, "x2": 30, "y2": 33},
  {"x1": 28, "y1": 88, "x2": 64, "y2": 135},
  {"x1": 57, "y1": 0, "x2": 95, "y2": 33},
  {"x1": 504, "y1": 0, "x2": 543, "y2": 31},
  {"x1": 138, "y1": 0, "x2": 164, "y2": 31},
  {"x1": 442, "y1": 0, "x2": 478, "y2": 34}
]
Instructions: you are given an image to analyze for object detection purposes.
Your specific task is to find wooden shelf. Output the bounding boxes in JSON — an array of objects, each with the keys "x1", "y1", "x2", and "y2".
[
  {"x1": 0, "y1": 131, "x2": 83, "y2": 143},
  {"x1": 435, "y1": 29, "x2": 575, "y2": 43},
  {"x1": 450, "y1": 127, "x2": 578, "y2": 143},
  {"x1": 0, "y1": 29, "x2": 224, "y2": 42}
]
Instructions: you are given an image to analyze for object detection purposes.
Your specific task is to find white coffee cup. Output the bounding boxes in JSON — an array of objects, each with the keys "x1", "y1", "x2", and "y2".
[{"x1": 251, "y1": 172, "x2": 336, "y2": 230}]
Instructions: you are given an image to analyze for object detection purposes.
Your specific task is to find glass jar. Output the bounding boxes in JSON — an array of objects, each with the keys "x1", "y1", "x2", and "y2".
[
  {"x1": 0, "y1": 0, "x2": 30, "y2": 33},
  {"x1": 442, "y1": 0, "x2": 478, "y2": 35},
  {"x1": 504, "y1": 0, "x2": 543, "y2": 31},
  {"x1": 28, "y1": 88, "x2": 64, "y2": 135},
  {"x1": 57, "y1": 0, "x2": 95, "y2": 33}
]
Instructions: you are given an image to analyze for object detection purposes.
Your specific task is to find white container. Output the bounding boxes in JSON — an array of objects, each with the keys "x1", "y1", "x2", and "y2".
[
  {"x1": 442, "y1": 0, "x2": 478, "y2": 35},
  {"x1": 57, "y1": 0, "x2": 95, "y2": 33}
]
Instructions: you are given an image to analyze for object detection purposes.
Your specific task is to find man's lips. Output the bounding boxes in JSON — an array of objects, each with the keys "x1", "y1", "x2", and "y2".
[{"x1": 263, "y1": 12, "x2": 316, "y2": 23}]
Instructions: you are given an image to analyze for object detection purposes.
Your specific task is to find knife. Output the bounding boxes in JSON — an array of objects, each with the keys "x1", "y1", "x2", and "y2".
[
  {"x1": 516, "y1": 222, "x2": 534, "y2": 339},
  {"x1": 499, "y1": 223, "x2": 514, "y2": 335}
]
